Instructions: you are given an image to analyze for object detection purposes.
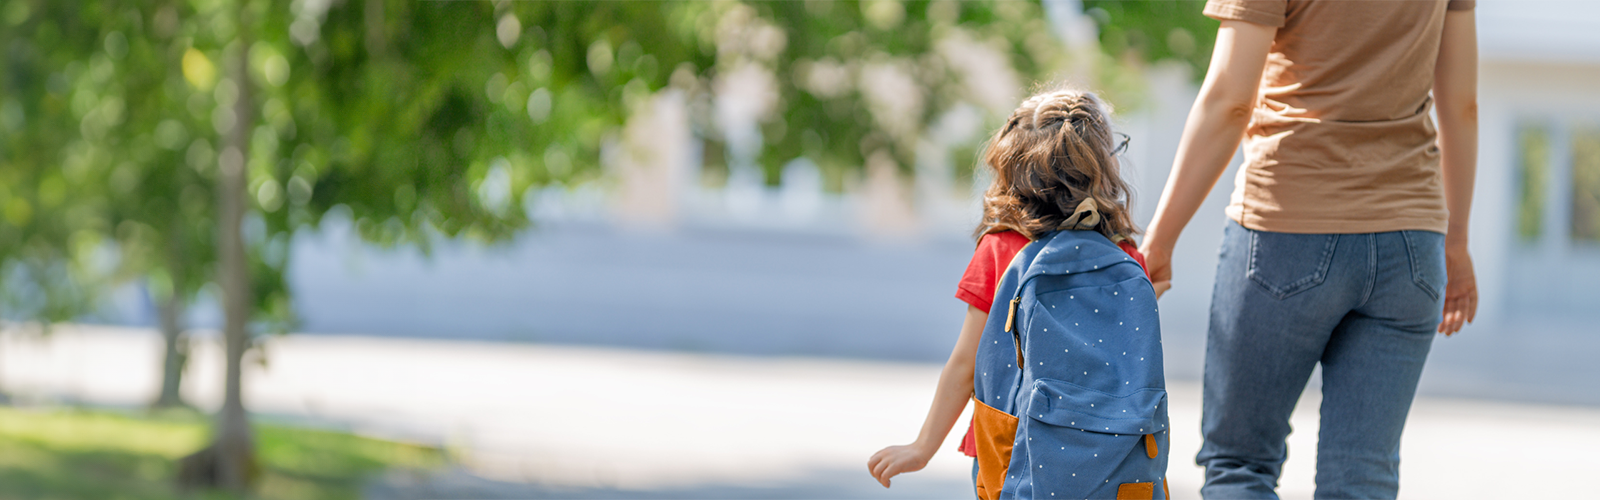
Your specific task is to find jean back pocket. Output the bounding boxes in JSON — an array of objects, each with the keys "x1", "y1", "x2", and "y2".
[
  {"x1": 1247, "y1": 230, "x2": 1338, "y2": 300},
  {"x1": 1401, "y1": 230, "x2": 1447, "y2": 301}
]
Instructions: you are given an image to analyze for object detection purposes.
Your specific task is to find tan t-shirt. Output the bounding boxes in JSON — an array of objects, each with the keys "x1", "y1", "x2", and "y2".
[{"x1": 1205, "y1": 0, "x2": 1474, "y2": 234}]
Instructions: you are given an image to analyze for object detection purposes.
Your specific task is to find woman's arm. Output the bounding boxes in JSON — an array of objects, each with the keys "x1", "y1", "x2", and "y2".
[
  {"x1": 1433, "y1": 9, "x2": 1479, "y2": 335},
  {"x1": 1139, "y1": 20, "x2": 1277, "y2": 293},
  {"x1": 868, "y1": 305, "x2": 987, "y2": 488}
]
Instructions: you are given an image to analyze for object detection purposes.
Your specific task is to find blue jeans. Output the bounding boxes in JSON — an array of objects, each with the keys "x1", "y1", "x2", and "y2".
[
  {"x1": 972, "y1": 458, "x2": 979, "y2": 499},
  {"x1": 1197, "y1": 221, "x2": 1445, "y2": 499}
]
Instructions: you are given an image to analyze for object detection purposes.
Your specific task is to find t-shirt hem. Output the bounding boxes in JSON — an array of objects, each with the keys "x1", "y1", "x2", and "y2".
[
  {"x1": 1203, "y1": 2, "x2": 1286, "y2": 28},
  {"x1": 1229, "y1": 211, "x2": 1448, "y2": 235}
]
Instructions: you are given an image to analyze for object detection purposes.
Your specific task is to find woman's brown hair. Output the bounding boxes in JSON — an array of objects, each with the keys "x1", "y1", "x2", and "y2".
[{"x1": 974, "y1": 88, "x2": 1138, "y2": 241}]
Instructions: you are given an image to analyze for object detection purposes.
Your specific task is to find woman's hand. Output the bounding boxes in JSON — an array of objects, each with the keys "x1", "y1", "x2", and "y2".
[
  {"x1": 867, "y1": 443, "x2": 934, "y2": 488},
  {"x1": 1141, "y1": 242, "x2": 1174, "y2": 299},
  {"x1": 1438, "y1": 242, "x2": 1477, "y2": 335}
]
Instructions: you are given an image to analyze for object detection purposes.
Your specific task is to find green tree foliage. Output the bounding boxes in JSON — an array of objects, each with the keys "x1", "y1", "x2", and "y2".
[
  {"x1": 531, "y1": 0, "x2": 1103, "y2": 193},
  {"x1": 449, "y1": 0, "x2": 1214, "y2": 197},
  {"x1": 1084, "y1": 0, "x2": 1218, "y2": 78},
  {"x1": 756, "y1": 0, "x2": 1073, "y2": 186},
  {"x1": 0, "y1": 1, "x2": 112, "y2": 328},
  {"x1": 266, "y1": 1, "x2": 701, "y2": 247}
]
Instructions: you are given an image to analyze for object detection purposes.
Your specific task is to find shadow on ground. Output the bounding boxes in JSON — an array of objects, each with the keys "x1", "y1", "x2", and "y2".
[{"x1": 366, "y1": 467, "x2": 974, "y2": 500}]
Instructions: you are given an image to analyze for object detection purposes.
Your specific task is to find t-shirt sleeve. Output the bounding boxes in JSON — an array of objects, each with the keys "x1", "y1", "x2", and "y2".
[
  {"x1": 956, "y1": 232, "x2": 1028, "y2": 313},
  {"x1": 956, "y1": 238, "x2": 1003, "y2": 313},
  {"x1": 1204, "y1": 0, "x2": 1287, "y2": 28},
  {"x1": 1447, "y1": 0, "x2": 1474, "y2": 11}
]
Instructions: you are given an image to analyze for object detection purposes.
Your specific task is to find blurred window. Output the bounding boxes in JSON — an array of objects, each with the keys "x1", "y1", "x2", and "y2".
[
  {"x1": 1571, "y1": 125, "x2": 1600, "y2": 244},
  {"x1": 1517, "y1": 125, "x2": 1551, "y2": 243}
]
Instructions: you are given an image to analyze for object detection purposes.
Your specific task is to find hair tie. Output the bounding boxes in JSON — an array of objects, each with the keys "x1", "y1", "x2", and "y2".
[{"x1": 1058, "y1": 198, "x2": 1101, "y2": 231}]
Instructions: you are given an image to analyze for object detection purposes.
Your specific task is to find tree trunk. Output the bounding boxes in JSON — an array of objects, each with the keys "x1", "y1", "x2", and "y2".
[
  {"x1": 178, "y1": 3, "x2": 257, "y2": 490},
  {"x1": 365, "y1": 0, "x2": 387, "y2": 57},
  {"x1": 151, "y1": 292, "x2": 189, "y2": 409},
  {"x1": 212, "y1": 32, "x2": 257, "y2": 490}
]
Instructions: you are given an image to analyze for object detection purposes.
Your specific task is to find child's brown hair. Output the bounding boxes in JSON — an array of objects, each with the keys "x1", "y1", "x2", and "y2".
[{"x1": 975, "y1": 88, "x2": 1137, "y2": 241}]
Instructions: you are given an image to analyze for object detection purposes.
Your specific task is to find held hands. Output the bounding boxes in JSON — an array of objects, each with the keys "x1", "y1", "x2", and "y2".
[
  {"x1": 1438, "y1": 243, "x2": 1478, "y2": 335},
  {"x1": 1140, "y1": 242, "x2": 1174, "y2": 299},
  {"x1": 867, "y1": 442, "x2": 933, "y2": 488}
]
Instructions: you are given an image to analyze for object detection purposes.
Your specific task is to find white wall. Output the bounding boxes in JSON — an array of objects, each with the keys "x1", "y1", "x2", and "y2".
[{"x1": 1478, "y1": 0, "x2": 1600, "y2": 66}]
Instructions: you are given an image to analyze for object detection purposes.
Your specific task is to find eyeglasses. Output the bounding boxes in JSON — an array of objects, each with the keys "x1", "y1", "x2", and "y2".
[{"x1": 1112, "y1": 132, "x2": 1131, "y2": 156}]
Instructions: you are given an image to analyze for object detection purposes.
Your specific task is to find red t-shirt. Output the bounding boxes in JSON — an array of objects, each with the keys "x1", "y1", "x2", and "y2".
[{"x1": 953, "y1": 231, "x2": 1147, "y2": 457}]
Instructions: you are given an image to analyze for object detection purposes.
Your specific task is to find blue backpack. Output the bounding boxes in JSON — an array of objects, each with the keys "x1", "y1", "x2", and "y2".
[{"x1": 970, "y1": 229, "x2": 1169, "y2": 500}]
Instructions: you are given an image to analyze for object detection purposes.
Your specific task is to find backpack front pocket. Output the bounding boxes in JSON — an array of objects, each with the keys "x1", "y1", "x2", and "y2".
[
  {"x1": 973, "y1": 396, "x2": 1019, "y2": 500},
  {"x1": 1012, "y1": 379, "x2": 1168, "y2": 500}
]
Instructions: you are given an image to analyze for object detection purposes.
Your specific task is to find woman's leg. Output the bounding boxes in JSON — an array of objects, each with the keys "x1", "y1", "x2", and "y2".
[
  {"x1": 1198, "y1": 221, "x2": 1365, "y2": 499},
  {"x1": 1313, "y1": 230, "x2": 1443, "y2": 499}
]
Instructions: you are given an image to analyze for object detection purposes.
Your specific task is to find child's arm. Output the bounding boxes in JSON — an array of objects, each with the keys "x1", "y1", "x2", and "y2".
[{"x1": 867, "y1": 305, "x2": 988, "y2": 488}]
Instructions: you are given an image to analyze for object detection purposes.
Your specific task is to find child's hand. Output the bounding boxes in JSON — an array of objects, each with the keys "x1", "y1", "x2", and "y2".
[
  {"x1": 1140, "y1": 241, "x2": 1173, "y2": 299},
  {"x1": 867, "y1": 443, "x2": 933, "y2": 488}
]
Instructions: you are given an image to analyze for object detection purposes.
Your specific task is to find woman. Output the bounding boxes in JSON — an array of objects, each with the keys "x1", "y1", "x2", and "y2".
[{"x1": 1139, "y1": 1, "x2": 1479, "y2": 498}]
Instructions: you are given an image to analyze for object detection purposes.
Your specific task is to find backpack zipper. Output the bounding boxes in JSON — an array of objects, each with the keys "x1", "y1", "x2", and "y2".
[
  {"x1": 1004, "y1": 297, "x2": 1019, "y2": 332},
  {"x1": 1006, "y1": 298, "x2": 1024, "y2": 366}
]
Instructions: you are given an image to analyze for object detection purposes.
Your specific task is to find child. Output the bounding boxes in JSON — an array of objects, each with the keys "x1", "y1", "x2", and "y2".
[{"x1": 867, "y1": 88, "x2": 1163, "y2": 494}]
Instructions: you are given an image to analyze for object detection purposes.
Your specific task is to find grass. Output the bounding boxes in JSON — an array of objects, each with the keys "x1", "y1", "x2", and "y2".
[{"x1": 0, "y1": 406, "x2": 445, "y2": 500}]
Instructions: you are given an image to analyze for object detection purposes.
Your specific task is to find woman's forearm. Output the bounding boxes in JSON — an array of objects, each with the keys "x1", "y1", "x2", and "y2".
[
  {"x1": 1145, "y1": 96, "x2": 1253, "y2": 251},
  {"x1": 911, "y1": 306, "x2": 987, "y2": 453},
  {"x1": 1144, "y1": 20, "x2": 1277, "y2": 253},
  {"x1": 1434, "y1": 10, "x2": 1478, "y2": 247}
]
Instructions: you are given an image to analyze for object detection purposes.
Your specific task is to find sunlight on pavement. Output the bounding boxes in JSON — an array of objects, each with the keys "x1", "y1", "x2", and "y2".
[{"x1": 4, "y1": 325, "x2": 1596, "y2": 499}]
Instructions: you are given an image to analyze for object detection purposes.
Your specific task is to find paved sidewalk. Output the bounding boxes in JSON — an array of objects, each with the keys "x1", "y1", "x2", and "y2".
[{"x1": 5, "y1": 325, "x2": 1597, "y2": 499}]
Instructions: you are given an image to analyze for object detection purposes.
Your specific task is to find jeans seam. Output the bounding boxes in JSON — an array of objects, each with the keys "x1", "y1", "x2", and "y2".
[{"x1": 1357, "y1": 234, "x2": 1376, "y2": 307}]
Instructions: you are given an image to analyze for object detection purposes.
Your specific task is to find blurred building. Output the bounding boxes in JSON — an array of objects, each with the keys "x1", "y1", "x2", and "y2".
[{"x1": 1474, "y1": 0, "x2": 1600, "y2": 322}]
